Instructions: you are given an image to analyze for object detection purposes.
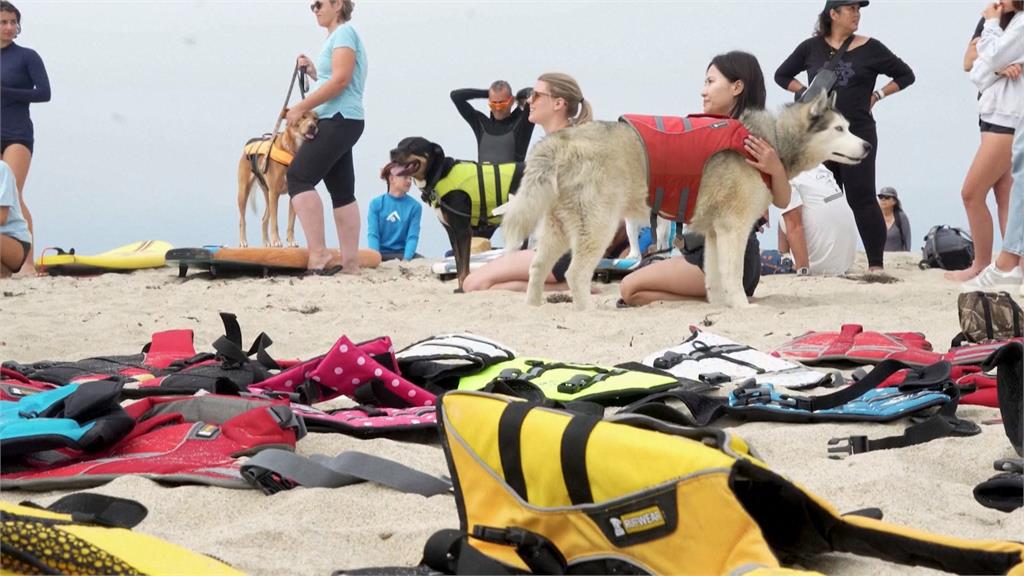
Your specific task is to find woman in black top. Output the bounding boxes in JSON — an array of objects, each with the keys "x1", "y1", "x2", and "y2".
[{"x1": 775, "y1": 0, "x2": 915, "y2": 272}]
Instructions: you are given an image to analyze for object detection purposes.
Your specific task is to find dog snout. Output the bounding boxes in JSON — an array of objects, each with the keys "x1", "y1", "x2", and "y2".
[{"x1": 862, "y1": 141, "x2": 873, "y2": 155}]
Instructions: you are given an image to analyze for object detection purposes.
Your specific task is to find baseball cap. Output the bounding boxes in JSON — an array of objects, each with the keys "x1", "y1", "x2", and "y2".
[
  {"x1": 825, "y1": 0, "x2": 870, "y2": 9},
  {"x1": 877, "y1": 186, "x2": 898, "y2": 199}
]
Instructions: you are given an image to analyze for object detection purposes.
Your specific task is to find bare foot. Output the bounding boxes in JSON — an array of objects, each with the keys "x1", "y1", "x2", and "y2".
[
  {"x1": 945, "y1": 264, "x2": 986, "y2": 282},
  {"x1": 340, "y1": 258, "x2": 360, "y2": 276},
  {"x1": 307, "y1": 249, "x2": 333, "y2": 271}
]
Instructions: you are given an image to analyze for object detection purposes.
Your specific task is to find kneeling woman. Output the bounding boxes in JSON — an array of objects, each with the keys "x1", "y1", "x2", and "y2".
[
  {"x1": 463, "y1": 72, "x2": 593, "y2": 292},
  {"x1": 620, "y1": 51, "x2": 791, "y2": 306}
]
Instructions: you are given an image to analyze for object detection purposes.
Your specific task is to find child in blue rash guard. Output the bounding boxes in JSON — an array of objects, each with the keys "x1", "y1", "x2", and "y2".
[{"x1": 367, "y1": 164, "x2": 422, "y2": 261}]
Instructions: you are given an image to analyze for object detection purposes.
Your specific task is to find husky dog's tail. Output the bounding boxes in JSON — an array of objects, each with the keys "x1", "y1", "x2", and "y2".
[{"x1": 499, "y1": 138, "x2": 561, "y2": 252}]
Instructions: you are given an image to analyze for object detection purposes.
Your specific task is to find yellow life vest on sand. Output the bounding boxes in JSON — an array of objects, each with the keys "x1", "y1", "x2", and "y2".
[
  {"x1": 429, "y1": 162, "x2": 523, "y2": 228},
  {"x1": 435, "y1": 391, "x2": 1024, "y2": 575},
  {"x1": 0, "y1": 499, "x2": 243, "y2": 575},
  {"x1": 243, "y1": 134, "x2": 294, "y2": 167}
]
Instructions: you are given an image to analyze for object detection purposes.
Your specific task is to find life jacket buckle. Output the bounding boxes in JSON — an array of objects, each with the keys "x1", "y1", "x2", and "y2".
[
  {"x1": 558, "y1": 374, "x2": 597, "y2": 394},
  {"x1": 240, "y1": 465, "x2": 297, "y2": 495},
  {"x1": 732, "y1": 386, "x2": 773, "y2": 406},
  {"x1": 827, "y1": 435, "x2": 868, "y2": 459},
  {"x1": 994, "y1": 458, "x2": 1023, "y2": 474}
]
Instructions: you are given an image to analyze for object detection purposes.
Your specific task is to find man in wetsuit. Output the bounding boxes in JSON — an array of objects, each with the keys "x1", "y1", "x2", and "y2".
[{"x1": 450, "y1": 80, "x2": 535, "y2": 164}]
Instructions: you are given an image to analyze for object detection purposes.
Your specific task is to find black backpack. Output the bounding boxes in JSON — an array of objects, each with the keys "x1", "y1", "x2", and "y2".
[{"x1": 919, "y1": 225, "x2": 974, "y2": 271}]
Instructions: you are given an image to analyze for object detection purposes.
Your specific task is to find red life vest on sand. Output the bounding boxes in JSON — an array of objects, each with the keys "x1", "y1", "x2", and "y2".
[{"x1": 619, "y1": 114, "x2": 770, "y2": 223}]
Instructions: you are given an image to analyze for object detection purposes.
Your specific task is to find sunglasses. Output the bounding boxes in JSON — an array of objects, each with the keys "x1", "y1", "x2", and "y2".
[
  {"x1": 488, "y1": 97, "x2": 514, "y2": 111},
  {"x1": 877, "y1": 195, "x2": 895, "y2": 200},
  {"x1": 527, "y1": 91, "x2": 552, "y2": 103},
  {"x1": 310, "y1": 1, "x2": 322, "y2": 12}
]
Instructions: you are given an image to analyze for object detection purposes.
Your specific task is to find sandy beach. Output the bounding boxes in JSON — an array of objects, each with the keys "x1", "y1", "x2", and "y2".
[{"x1": 1, "y1": 251, "x2": 1022, "y2": 575}]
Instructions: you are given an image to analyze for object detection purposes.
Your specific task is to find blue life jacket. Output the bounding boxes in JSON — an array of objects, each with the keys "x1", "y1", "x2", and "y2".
[{"x1": 0, "y1": 380, "x2": 134, "y2": 457}]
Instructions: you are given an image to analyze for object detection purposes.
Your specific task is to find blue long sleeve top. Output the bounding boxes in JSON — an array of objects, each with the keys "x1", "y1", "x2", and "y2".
[
  {"x1": 1, "y1": 42, "x2": 51, "y2": 142},
  {"x1": 367, "y1": 193, "x2": 422, "y2": 260}
]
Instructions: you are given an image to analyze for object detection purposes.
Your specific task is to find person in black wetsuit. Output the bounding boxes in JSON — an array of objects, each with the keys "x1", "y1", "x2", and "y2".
[
  {"x1": 451, "y1": 80, "x2": 536, "y2": 164},
  {"x1": 1, "y1": 1, "x2": 50, "y2": 273},
  {"x1": 775, "y1": 0, "x2": 914, "y2": 273}
]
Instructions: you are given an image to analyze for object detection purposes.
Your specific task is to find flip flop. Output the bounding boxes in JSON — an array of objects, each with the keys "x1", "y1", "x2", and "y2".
[{"x1": 303, "y1": 265, "x2": 343, "y2": 277}]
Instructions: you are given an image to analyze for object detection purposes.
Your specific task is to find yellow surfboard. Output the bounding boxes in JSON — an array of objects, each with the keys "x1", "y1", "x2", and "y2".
[{"x1": 37, "y1": 240, "x2": 173, "y2": 275}]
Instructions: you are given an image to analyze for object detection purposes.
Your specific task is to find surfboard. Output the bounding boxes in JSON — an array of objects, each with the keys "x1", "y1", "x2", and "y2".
[
  {"x1": 36, "y1": 241, "x2": 173, "y2": 276},
  {"x1": 430, "y1": 250, "x2": 641, "y2": 282},
  {"x1": 166, "y1": 247, "x2": 381, "y2": 278},
  {"x1": 431, "y1": 249, "x2": 506, "y2": 280}
]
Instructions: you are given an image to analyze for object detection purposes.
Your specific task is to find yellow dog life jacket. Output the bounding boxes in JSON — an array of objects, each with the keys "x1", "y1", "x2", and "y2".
[
  {"x1": 435, "y1": 391, "x2": 1024, "y2": 575},
  {"x1": 243, "y1": 135, "x2": 294, "y2": 167},
  {"x1": 429, "y1": 162, "x2": 523, "y2": 228},
  {"x1": 0, "y1": 500, "x2": 244, "y2": 575}
]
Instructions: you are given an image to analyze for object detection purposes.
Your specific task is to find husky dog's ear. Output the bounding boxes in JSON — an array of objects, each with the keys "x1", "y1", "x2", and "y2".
[{"x1": 809, "y1": 91, "x2": 830, "y2": 118}]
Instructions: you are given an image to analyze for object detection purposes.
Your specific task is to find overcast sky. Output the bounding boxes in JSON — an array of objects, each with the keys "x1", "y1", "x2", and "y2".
[{"x1": 16, "y1": 0, "x2": 992, "y2": 257}]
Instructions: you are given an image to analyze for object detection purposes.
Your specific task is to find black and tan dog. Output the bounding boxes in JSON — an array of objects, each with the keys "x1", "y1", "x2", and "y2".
[
  {"x1": 237, "y1": 111, "x2": 318, "y2": 248},
  {"x1": 390, "y1": 137, "x2": 524, "y2": 292}
]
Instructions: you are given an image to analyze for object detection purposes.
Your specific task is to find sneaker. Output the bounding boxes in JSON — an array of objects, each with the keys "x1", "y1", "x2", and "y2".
[{"x1": 960, "y1": 263, "x2": 1024, "y2": 292}]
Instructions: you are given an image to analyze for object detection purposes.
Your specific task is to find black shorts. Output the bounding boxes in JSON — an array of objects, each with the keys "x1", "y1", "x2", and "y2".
[
  {"x1": 681, "y1": 230, "x2": 761, "y2": 297},
  {"x1": 979, "y1": 119, "x2": 1015, "y2": 135},
  {"x1": 287, "y1": 114, "x2": 365, "y2": 208},
  {"x1": 3, "y1": 236, "x2": 31, "y2": 272},
  {"x1": 551, "y1": 252, "x2": 572, "y2": 283},
  {"x1": 1, "y1": 139, "x2": 33, "y2": 154}
]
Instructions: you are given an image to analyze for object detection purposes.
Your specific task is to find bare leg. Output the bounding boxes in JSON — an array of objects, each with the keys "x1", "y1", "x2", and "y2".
[
  {"x1": 291, "y1": 190, "x2": 331, "y2": 270},
  {"x1": 2, "y1": 144, "x2": 33, "y2": 272},
  {"x1": 619, "y1": 257, "x2": 707, "y2": 306},
  {"x1": 994, "y1": 169, "x2": 1012, "y2": 238},
  {"x1": 947, "y1": 132, "x2": 1014, "y2": 281},
  {"x1": 333, "y1": 201, "x2": 361, "y2": 274}
]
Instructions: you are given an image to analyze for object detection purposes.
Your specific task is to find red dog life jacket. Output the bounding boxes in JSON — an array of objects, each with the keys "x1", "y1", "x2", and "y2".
[{"x1": 619, "y1": 114, "x2": 768, "y2": 223}]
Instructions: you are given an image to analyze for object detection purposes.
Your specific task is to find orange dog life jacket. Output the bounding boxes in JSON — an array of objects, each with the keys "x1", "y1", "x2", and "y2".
[
  {"x1": 243, "y1": 135, "x2": 295, "y2": 167},
  {"x1": 620, "y1": 114, "x2": 770, "y2": 223}
]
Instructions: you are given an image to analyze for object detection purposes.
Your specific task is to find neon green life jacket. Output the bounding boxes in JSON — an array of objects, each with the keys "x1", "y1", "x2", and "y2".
[{"x1": 429, "y1": 162, "x2": 523, "y2": 228}]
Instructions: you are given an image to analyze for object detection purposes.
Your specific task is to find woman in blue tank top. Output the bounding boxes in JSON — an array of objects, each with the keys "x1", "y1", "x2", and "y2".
[
  {"x1": 1, "y1": 1, "x2": 50, "y2": 273},
  {"x1": 286, "y1": 0, "x2": 368, "y2": 275}
]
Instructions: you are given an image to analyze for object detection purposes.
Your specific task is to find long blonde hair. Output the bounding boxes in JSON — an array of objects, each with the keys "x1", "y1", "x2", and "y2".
[{"x1": 538, "y1": 72, "x2": 592, "y2": 126}]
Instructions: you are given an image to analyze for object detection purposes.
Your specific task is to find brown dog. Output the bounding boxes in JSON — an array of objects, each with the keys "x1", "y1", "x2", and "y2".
[{"x1": 236, "y1": 111, "x2": 318, "y2": 247}]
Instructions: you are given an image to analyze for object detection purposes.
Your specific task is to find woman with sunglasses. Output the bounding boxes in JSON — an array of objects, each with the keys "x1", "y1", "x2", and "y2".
[
  {"x1": 1, "y1": 1, "x2": 50, "y2": 275},
  {"x1": 775, "y1": 0, "x2": 915, "y2": 274},
  {"x1": 462, "y1": 72, "x2": 600, "y2": 293},
  {"x1": 286, "y1": 0, "x2": 367, "y2": 275}
]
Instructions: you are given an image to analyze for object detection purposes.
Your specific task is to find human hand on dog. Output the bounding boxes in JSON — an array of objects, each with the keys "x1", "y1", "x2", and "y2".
[
  {"x1": 285, "y1": 104, "x2": 308, "y2": 127},
  {"x1": 743, "y1": 136, "x2": 785, "y2": 181},
  {"x1": 998, "y1": 63, "x2": 1022, "y2": 80},
  {"x1": 296, "y1": 54, "x2": 317, "y2": 80}
]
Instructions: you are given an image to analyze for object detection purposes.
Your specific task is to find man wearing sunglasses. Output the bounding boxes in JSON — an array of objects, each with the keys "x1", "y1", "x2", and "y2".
[{"x1": 451, "y1": 80, "x2": 535, "y2": 164}]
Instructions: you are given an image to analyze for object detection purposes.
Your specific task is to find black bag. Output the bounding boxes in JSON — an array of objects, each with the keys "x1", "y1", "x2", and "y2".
[
  {"x1": 919, "y1": 225, "x2": 975, "y2": 271},
  {"x1": 952, "y1": 291, "x2": 1024, "y2": 346},
  {"x1": 799, "y1": 36, "x2": 854, "y2": 103}
]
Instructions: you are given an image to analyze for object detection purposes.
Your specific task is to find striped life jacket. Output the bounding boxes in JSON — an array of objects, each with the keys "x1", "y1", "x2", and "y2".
[
  {"x1": 427, "y1": 162, "x2": 524, "y2": 228},
  {"x1": 620, "y1": 114, "x2": 770, "y2": 223}
]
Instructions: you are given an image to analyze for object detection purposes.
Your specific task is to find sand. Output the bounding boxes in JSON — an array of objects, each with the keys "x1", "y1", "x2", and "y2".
[{"x1": 1, "y1": 251, "x2": 1021, "y2": 575}]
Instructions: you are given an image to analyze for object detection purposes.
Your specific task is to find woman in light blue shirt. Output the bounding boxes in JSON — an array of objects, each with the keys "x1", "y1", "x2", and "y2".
[
  {"x1": 0, "y1": 160, "x2": 31, "y2": 276},
  {"x1": 286, "y1": 0, "x2": 368, "y2": 275}
]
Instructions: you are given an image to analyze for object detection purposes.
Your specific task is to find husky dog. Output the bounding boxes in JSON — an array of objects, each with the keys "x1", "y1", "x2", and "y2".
[{"x1": 500, "y1": 92, "x2": 871, "y2": 310}]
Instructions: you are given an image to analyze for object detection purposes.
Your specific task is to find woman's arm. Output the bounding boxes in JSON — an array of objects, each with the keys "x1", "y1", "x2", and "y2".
[
  {"x1": 0, "y1": 206, "x2": 9, "y2": 226},
  {"x1": 978, "y1": 15, "x2": 1024, "y2": 72},
  {"x1": 775, "y1": 41, "x2": 810, "y2": 93},
  {"x1": 964, "y1": 37, "x2": 981, "y2": 72},
  {"x1": 0, "y1": 50, "x2": 51, "y2": 103}
]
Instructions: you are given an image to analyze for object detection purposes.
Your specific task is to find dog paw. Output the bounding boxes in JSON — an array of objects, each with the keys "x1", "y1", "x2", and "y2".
[{"x1": 239, "y1": 242, "x2": 248, "y2": 248}]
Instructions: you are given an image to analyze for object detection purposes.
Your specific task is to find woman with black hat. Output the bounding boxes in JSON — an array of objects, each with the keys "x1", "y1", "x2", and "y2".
[{"x1": 775, "y1": 0, "x2": 915, "y2": 273}]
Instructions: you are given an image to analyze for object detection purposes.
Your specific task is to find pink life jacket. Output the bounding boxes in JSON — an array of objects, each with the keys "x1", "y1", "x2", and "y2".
[{"x1": 619, "y1": 114, "x2": 770, "y2": 223}]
